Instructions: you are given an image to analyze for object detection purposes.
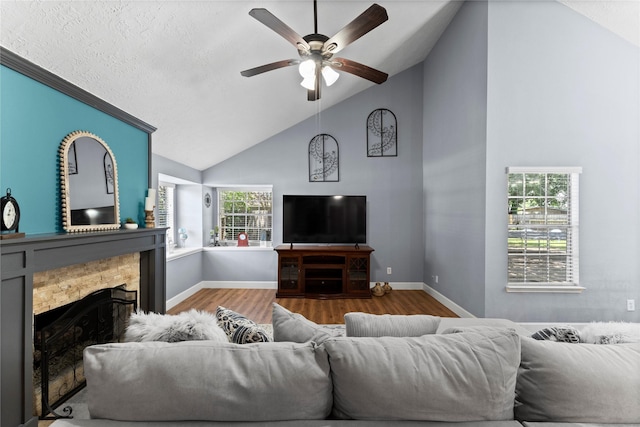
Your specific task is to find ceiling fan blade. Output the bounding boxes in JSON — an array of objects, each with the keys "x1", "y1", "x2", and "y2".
[
  {"x1": 249, "y1": 8, "x2": 310, "y2": 52},
  {"x1": 240, "y1": 59, "x2": 299, "y2": 77},
  {"x1": 332, "y1": 58, "x2": 388, "y2": 84},
  {"x1": 323, "y1": 4, "x2": 388, "y2": 55}
]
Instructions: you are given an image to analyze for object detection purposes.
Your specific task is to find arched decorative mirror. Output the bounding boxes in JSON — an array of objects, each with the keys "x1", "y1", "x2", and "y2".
[{"x1": 59, "y1": 130, "x2": 120, "y2": 232}]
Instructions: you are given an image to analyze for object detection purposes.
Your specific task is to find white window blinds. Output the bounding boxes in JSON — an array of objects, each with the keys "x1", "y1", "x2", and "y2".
[{"x1": 506, "y1": 167, "x2": 582, "y2": 287}]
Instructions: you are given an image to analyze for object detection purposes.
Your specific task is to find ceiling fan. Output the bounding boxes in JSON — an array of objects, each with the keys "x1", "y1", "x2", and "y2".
[{"x1": 240, "y1": 0, "x2": 389, "y2": 101}]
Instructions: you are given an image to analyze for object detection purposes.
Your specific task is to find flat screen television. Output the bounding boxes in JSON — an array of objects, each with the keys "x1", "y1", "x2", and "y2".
[{"x1": 283, "y1": 195, "x2": 366, "y2": 244}]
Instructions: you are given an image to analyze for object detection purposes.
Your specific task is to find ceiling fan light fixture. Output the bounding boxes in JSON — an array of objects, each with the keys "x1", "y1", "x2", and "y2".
[
  {"x1": 300, "y1": 76, "x2": 316, "y2": 90},
  {"x1": 298, "y1": 59, "x2": 316, "y2": 79},
  {"x1": 321, "y1": 65, "x2": 339, "y2": 86}
]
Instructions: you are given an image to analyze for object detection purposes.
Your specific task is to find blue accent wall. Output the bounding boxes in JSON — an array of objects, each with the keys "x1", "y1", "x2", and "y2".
[{"x1": 0, "y1": 65, "x2": 149, "y2": 234}]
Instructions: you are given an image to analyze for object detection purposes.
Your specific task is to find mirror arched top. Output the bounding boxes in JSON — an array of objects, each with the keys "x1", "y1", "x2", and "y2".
[{"x1": 59, "y1": 130, "x2": 121, "y2": 232}]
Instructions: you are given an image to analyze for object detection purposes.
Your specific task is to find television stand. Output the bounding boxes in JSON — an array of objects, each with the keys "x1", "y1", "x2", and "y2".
[{"x1": 275, "y1": 245, "x2": 374, "y2": 299}]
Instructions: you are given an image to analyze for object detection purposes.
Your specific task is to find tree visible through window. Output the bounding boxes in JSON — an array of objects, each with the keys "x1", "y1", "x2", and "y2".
[
  {"x1": 507, "y1": 167, "x2": 581, "y2": 286},
  {"x1": 218, "y1": 189, "x2": 272, "y2": 245}
]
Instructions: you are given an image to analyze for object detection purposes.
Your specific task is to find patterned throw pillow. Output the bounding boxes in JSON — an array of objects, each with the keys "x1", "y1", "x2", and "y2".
[
  {"x1": 530, "y1": 326, "x2": 580, "y2": 343},
  {"x1": 215, "y1": 306, "x2": 271, "y2": 344}
]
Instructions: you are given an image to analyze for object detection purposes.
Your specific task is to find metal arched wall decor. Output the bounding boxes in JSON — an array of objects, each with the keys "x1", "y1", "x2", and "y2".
[
  {"x1": 367, "y1": 108, "x2": 397, "y2": 157},
  {"x1": 309, "y1": 134, "x2": 339, "y2": 182}
]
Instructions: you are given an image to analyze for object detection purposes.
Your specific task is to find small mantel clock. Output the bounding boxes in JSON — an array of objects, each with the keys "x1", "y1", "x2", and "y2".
[{"x1": 1, "y1": 188, "x2": 25, "y2": 239}]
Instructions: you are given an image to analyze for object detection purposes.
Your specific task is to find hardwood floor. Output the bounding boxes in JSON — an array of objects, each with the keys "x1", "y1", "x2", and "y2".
[{"x1": 168, "y1": 288, "x2": 458, "y2": 323}]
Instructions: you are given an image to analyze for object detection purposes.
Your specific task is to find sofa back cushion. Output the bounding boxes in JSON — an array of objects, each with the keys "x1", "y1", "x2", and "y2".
[
  {"x1": 515, "y1": 338, "x2": 640, "y2": 423},
  {"x1": 272, "y1": 303, "x2": 341, "y2": 343},
  {"x1": 84, "y1": 340, "x2": 332, "y2": 422},
  {"x1": 344, "y1": 312, "x2": 440, "y2": 337},
  {"x1": 322, "y1": 330, "x2": 521, "y2": 421}
]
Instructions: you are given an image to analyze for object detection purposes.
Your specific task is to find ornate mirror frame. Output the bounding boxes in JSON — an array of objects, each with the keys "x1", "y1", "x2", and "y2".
[{"x1": 59, "y1": 130, "x2": 121, "y2": 232}]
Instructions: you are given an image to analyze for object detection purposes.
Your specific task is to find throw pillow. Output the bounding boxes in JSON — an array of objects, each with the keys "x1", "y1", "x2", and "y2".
[
  {"x1": 530, "y1": 325, "x2": 581, "y2": 343},
  {"x1": 124, "y1": 309, "x2": 228, "y2": 343},
  {"x1": 344, "y1": 312, "x2": 440, "y2": 337},
  {"x1": 579, "y1": 321, "x2": 640, "y2": 344},
  {"x1": 272, "y1": 303, "x2": 342, "y2": 343},
  {"x1": 515, "y1": 337, "x2": 640, "y2": 423},
  {"x1": 215, "y1": 306, "x2": 271, "y2": 343}
]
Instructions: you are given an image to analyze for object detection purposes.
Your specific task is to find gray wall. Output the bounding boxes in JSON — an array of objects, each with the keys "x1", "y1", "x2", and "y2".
[
  {"x1": 484, "y1": 0, "x2": 640, "y2": 322},
  {"x1": 203, "y1": 64, "x2": 426, "y2": 284},
  {"x1": 423, "y1": 0, "x2": 489, "y2": 317},
  {"x1": 423, "y1": 0, "x2": 639, "y2": 322}
]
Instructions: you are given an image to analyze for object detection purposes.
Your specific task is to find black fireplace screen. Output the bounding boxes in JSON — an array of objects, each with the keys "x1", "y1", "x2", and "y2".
[{"x1": 34, "y1": 286, "x2": 137, "y2": 420}]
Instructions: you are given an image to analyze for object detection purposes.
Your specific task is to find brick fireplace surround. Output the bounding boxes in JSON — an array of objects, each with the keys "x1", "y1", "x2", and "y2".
[{"x1": 0, "y1": 228, "x2": 166, "y2": 427}]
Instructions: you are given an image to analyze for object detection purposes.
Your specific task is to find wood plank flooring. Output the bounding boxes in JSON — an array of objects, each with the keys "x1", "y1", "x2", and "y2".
[{"x1": 168, "y1": 288, "x2": 458, "y2": 323}]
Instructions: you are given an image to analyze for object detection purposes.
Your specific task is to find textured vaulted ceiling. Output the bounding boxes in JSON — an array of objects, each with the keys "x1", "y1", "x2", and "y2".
[{"x1": 1, "y1": 1, "x2": 638, "y2": 171}]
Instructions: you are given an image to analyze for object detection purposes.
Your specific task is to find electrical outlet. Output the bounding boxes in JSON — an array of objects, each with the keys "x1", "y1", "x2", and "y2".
[
  {"x1": 627, "y1": 299, "x2": 636, "y2": 312},
  {"x1": 435, "y1": 275, "x2": 439, "y2": 284},
  {"x1": 387, "y1": 267, "x2": 392, "y2": 275}
]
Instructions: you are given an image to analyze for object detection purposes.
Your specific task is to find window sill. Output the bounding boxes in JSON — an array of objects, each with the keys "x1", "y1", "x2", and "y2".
[
  {"x1": 167, "y1": 247, "x2": 202, "y2": 261},
  {"x1": 203, "y1": 245, "x2": 274, "y2": 252},
  {"x1": 506, "y1": 284, "x2": 586, "y2": 293}
]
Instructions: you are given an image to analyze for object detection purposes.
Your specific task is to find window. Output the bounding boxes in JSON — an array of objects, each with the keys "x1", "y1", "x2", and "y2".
[
  {"x1": 157, "y1": 183, "x2": 175, "y2": 245},
  {"x1": 218, "y1": 188, "x2": 272, "y2": 246},
  {"x1": 506, "y1": 167, "x2": 582, "y2": 292}
]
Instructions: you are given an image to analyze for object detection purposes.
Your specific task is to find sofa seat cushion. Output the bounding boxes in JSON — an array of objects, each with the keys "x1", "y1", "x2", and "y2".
[
  {"x1": 515, "y1": 337, "x2": 640, "y2": 423},
  {"x1": 83, "y1": 341, "x2": 331, "y2": 422},
  {"x1": 51, "y1": 420, "x2": 524, "y2": 427},
  {"x1": 522, "y1": 423, "x2": 640, "y2": 427},
  {"x1": 51, "y1": 421, "x2": 524, "y2": 427},
  {"x1": 344, "y1": 312, "x2": 440, "y2": 337},
  {"x1": 323, "y1": 329, "x2": 521, "y2": 422}
]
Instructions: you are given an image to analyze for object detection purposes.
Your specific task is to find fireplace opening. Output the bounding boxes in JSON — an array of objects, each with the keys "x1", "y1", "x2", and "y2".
[{"x1": 33, "y1": 286, "x2": 137, "y2": 420}]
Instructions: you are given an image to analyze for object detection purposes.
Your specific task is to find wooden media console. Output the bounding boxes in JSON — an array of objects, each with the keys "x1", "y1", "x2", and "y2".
[{"x1": 275, "y1": 245, "x2": 374, "y2": 299}]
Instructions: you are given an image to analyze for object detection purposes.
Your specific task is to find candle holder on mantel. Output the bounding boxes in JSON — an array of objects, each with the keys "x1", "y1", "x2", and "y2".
[{"x1": 145, "y1": 209, "x2": 155, "y2": 228}]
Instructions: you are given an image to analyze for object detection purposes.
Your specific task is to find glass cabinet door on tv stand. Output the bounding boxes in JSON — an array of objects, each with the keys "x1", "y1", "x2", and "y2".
[
  {"x1": 347, "y1": 254, "x2": 370, "y2": 296},
  {"x1": 278, "y1": 255, "x2": 302, "y2": 296}
]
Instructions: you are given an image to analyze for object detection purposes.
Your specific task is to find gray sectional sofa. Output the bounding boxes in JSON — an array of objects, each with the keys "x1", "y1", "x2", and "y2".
[{"x1": 50, "y1": 305, "x2": 640, "y2": 427}]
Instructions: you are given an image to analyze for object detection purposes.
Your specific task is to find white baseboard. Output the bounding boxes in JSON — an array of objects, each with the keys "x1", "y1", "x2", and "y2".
[
  {"x1": 201, "y1": 281, "x2": 278, "y2": 289},
  {"x1": 381, "y1": 282, "x2": 424, "y2": 290},
  {"x1": 166, "y1": 282, "x2": 205, "y2": 310},
  {"x1": 421, "y1": 283, "x2": 476, "y2": 318}
]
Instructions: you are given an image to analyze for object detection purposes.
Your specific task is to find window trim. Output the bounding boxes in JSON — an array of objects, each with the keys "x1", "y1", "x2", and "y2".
[{"x1": 505, "y1": 166, "x2": 583, "y2": 293}]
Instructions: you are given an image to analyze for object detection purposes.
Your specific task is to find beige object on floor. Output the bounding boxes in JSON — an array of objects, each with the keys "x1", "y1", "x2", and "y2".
[{"x1": 371, "y1": 282, "x2": 385, "y2": 297}]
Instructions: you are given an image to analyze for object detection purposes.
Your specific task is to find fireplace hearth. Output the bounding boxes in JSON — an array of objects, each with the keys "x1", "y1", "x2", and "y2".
[{"x1": 34, "y1": 286, "x2": 137, "y2": 420}]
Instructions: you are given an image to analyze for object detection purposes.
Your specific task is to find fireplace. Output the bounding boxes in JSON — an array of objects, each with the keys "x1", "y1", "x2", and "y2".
[
  {"x1": 1, "y1": 228, "x2": 166, "y2": 427},
  {"x1": 34, "y1": 286, "x2": 137, "y2": 419}
]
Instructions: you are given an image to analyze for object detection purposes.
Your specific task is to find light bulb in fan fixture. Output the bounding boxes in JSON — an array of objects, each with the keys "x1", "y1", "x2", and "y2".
[
  {"x1": 298, "y1": 59, "x2": 316, "y2": 78},
  {"x1": 321, "y1": 66, "x2": 339, "y2": 86},
  {"x1": 300, "y1": 76, "x2": 316, "y2": 90}
]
